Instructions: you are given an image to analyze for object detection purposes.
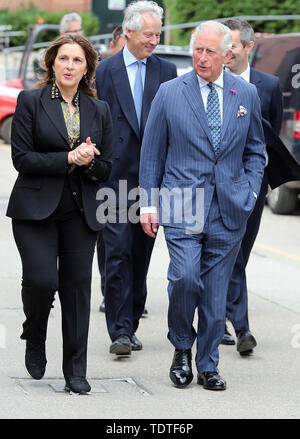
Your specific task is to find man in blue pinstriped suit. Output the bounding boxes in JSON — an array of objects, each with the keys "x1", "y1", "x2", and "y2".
[{"x1": 139, "y1": 21, "x2": 266, "y2": 391}]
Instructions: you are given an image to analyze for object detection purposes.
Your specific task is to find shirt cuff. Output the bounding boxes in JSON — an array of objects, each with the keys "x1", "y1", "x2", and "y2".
[{"x1": 140, "y1": 206, "x2": 158, "y2": 215}]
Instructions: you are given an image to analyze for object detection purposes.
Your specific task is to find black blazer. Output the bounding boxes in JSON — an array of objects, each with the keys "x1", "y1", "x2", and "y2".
[
  {"x1": 250, "y1": 68, "x2": 300, "y2": 188},
  {"x1": 6, "y1": 84, "x2": 113, "y2": 231}
]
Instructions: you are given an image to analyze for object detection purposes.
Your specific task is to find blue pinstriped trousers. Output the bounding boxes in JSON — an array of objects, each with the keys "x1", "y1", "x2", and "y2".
[{"x1": 164, "y1": 192, "x2": 247, "y2": 372}]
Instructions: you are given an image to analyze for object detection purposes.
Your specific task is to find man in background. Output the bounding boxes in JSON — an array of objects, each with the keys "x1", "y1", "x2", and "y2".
[
  {"x1": 101, "y1": 25, "x2": 126, "y2": 59},
  {"x1": 95, "y1": 0, "x2": 177, "y2": 357},
  {"x1": 222, "y1": 18, "x2": 283, "y2": 355},
  {"x1": 59, "y1": 12, "x2": 83, "y2": 35}
]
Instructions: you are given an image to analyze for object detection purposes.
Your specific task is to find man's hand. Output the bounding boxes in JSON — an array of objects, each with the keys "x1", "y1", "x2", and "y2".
[{"x1": 140, "y1": 213, "x2": 159, "y2": 238}]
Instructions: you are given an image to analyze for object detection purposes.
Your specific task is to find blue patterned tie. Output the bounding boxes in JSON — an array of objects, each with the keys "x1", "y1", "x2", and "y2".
[
  {"x1": 134, "y1": 61, "x2": 143, "y2": 128},
  {"x1": 206, "y1": 82, "x2": 221, "y2": 155}
]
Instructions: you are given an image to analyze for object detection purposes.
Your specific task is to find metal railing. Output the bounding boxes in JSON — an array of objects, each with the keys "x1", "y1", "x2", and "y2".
[{"x1": 0, "y1": 14, "x2": 299, "y2": 83}]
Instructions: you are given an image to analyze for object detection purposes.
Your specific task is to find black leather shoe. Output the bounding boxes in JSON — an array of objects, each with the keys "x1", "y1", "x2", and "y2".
[
  {"x1": 64, "y1": 377, "x2": 91, "y2": 395},
  {"x1": 25, "y1": 340, "x2": 47, "y2": 380},
  {"x1": 131, "y1": 334, "x2": 143, "y2": 351},
  {"x1": 220, "y1": 324, "x2": 235, "y2": 345},
  {"x1": 197, "y1": 371, "x2": 226, "y2": 391},
  {"x1": 169, "y1": 349, "x2": 193, "y2": 388},
  {"x1": 99, "y1": 299, "x2": 105, "y2": 313},
  {"x1": 237, "y1": 331, "x2": 257, "y2": 356},
  {"x1": 109, "y1": 335, "x2": 132, "y2": 355}
]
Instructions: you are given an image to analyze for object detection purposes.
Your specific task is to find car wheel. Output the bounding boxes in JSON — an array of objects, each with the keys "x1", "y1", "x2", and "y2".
[
  {"x1": 0, "y1": 116, "x2": 13, "y2": 144},
  {"x1": 267, "y1": 184, "x2": 298, "y2": 214}
]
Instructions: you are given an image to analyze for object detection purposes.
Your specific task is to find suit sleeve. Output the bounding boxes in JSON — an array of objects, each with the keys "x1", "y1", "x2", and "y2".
[
  {"x1": 243, "y1": 89, "x2": 266, "y2": 195},
  {"x1": 269, "y1": 77, "x2": 283, "y2": 135},
  {"x1": 11, "y1": 91, "x2": 69, "y2": 175},
  {"x1": 83, "y1": 101, "x2": 113, "y2": 183}
]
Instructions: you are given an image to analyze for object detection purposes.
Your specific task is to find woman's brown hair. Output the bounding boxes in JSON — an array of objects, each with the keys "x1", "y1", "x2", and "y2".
[{"x1": 36, "y1": 33, "x2": 98, "y2": 98}]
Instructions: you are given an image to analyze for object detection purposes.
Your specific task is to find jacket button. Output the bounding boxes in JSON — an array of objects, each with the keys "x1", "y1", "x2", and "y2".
[
  {"x1": 117, "y1": 115, "x2": 123, "y2": 121},
  {"x1": 119, "y1": 137, "x2": 124, "y2": 142}
]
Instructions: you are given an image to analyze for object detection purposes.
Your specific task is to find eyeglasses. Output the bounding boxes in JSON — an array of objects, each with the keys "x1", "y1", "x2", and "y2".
[{"x1": 65, "y1": 29, "x2": 84, "y2": 34}]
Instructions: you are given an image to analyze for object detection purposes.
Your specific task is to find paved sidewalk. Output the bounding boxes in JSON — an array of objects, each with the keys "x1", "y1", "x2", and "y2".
[{"x1": 0, "y1": 142, "x2": 299, "y2": 419}]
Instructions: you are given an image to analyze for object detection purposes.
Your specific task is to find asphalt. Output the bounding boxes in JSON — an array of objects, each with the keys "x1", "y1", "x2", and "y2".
[{"x1": 0, "y1": 141, "x2": 299, "y2": 421}]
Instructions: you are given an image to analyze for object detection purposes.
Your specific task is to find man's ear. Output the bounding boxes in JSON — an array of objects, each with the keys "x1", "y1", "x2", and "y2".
[
  {"x1": 125, "y1": 28, "x2": 131, "y2": 40},
  {"x1": 245, "y1": 41, "x2": 255, "y2": 56},
  {"x1": 224, "y1": 49, "x2": 232, "y2": 64}
]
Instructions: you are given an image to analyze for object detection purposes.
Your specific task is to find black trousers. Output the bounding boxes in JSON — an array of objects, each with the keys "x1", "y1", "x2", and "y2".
[
  {"x1": 226, "y1": 171, "x2": 269, "y2": 332},
  {"x1": 12, "y1": 186, "x2": 98, "y2": 378},
  {"x1": 102, "y1": 214, "x2": 154, "y2": 342},
  {"x1": 97, "y1": 230, "x2": 106, "y2": 297}
]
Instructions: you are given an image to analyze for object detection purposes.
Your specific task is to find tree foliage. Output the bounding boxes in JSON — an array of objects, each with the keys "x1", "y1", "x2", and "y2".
[
  {"x1": 163, "y1": 0, "x2": 300, "y2": 45},
  {"x1": 0, "y1": 3, "x2": 100, "y2": 47}
]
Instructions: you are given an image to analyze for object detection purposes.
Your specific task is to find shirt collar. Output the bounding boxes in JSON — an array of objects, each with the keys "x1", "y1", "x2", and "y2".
[
  {"x1": 197, "y1": 69, "x2": 224, "y2": 89},
  {"x1": 225, "y1": 64, "x2": 250, "y2": 82},
  {"x1": 51, "y1": 82, "x2": 80, "y2": 107},
  {"x1": 123, "y1": 44, "x2": 147, "y2": 67}
]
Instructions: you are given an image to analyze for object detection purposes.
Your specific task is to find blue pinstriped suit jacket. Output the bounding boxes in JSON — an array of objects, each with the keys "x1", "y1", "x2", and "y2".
[{"x1": 139, "y1": 70, "x2": 266, "y2": 231}]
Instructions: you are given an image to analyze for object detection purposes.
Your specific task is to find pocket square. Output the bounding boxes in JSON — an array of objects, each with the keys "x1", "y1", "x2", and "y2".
[{"x1": 237, "y1": 105, "x2": 247, "y2": 117}]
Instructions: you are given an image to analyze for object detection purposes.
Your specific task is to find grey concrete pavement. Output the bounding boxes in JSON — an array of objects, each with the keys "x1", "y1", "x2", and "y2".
[{"x1": 0, "y1": 141, "x2": 299, "y2": 419}]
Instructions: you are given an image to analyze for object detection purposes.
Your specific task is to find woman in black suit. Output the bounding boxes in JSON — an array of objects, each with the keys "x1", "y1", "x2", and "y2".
[{"x1": 6, "y1": 33, "x2": 113, "y2": 394}]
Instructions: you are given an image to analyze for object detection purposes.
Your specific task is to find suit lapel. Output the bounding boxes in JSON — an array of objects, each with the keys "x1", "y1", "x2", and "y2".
[
  {"x1": 79, "y1": 92, "x2": 97, "y2": 143},
  {"x1": 182, "y1": 71, "x2": 214, "y2": 145},
  {"x1": 221, "y1": 71, "x2": 238, "y2": 143},
  {"x1": 250, "y1": 68, "x2": 263, "y2": 97},
  {"x1": 40, "y1": 85, "x2": 69, "y2": 145},
  {"x1": 111, "y1": 51, "x2": 140, "y2": 139}
]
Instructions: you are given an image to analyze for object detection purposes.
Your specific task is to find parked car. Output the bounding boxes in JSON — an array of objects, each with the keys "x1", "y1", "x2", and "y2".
[
  {"x1": 251, "y1": 33, "x2": 300, "y2": 214},
  {"x1": 0, "y1": 24, "x2": 61, "y2": 144},
  {"x1": 0, "y1": 23, "x2": 106, "y2": 144},
  {"x1": 154, "y1": 44, "x2": 192, "y2": 76}
]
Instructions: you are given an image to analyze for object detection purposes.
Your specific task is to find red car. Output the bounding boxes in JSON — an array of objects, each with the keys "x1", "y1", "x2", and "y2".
[
  {"x1": 0, "y1": 80, "x2": 23, "y2": 144},
  {"x1": 0, "y1": 24, "x2": 60, "y2": 144}
]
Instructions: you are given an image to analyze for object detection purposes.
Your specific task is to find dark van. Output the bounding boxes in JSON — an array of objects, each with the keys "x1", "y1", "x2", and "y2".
[{"x1": 251, "y1": 33, "x2": 300, "y2": 214}]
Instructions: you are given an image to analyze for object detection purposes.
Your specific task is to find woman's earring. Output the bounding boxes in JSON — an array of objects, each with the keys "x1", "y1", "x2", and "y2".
[
  {"x1": 83, "y1": 74, "x2": 88, "y2": 86},
  {"x1": 51, "y1": 71, "x2": 56, "y2": 98}
]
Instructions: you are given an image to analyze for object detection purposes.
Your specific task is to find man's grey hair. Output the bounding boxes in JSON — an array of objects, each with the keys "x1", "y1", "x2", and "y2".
[
  {"x1": 59, "y1": 12, "x2": 82, "y2": 34},
  {"x1": 190, "y1": 21, "x2": 232, "y2": 55},
  {"x1": 122, "y1": 1, "x2": 163, "y2": 37},
  {"x1": 223, "y1": 18, "x2": 255, "y2": 47}
]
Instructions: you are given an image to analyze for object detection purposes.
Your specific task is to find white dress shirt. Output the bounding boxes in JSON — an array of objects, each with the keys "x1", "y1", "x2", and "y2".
[
  {"x1": 123, "y1": 44, "x2": 147, "y2": 97},
  {"x1": 225, "y1": 64, "x2": 251, "y2": 83}
]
